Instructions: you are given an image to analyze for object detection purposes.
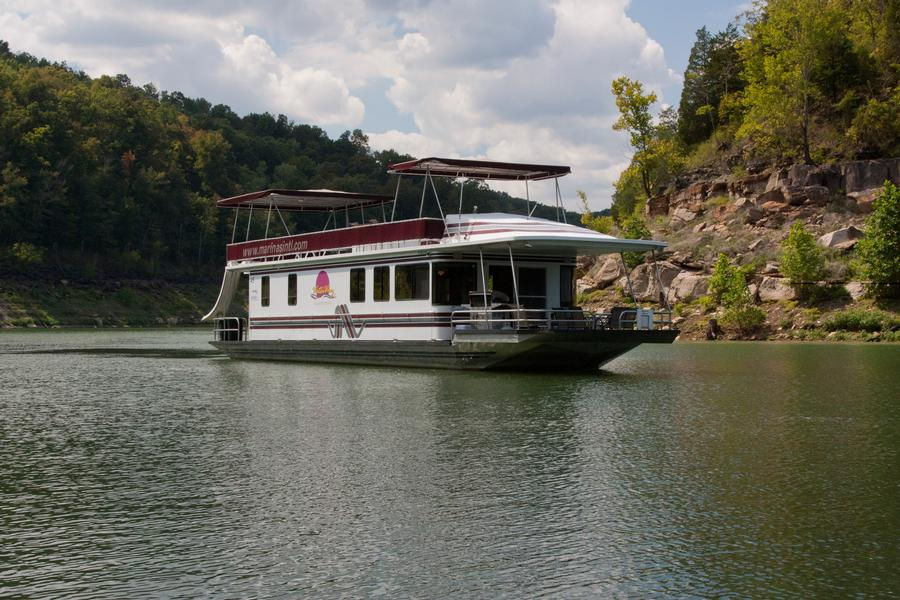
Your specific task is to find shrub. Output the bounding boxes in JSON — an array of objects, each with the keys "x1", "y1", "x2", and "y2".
[
  {"x1": 8, "y1": 242, "x2": 45, "y2": 266},
  {"x1": 780, "y1": 222, "x2": 824, "y2": 299},
  {"x1": 721, "y1": 305, "x2": 766, "y2": 335},
  {"x1": 697, "y1": 295, "x2": 716, "y2": 313},
  {"x1": 822, "y1": 308, "x2": 900, "y2": 332},
  {"x1": 857, "y1": 181, "x2": 900, "y2": 297},
  {"x1": 578, "y1": 190, "x2": 614, "y2": 234},
  {"x1": 708, "y1": 254, "x2": 752, "y2": 307}
]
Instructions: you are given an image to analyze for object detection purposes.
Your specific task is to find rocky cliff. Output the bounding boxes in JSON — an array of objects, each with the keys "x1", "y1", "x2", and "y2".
[{"x1": 577, "y1": 158, "x2": 900, "y2": 340}]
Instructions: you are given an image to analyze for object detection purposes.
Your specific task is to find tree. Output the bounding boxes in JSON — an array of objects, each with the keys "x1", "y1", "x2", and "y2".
[
  {"x1": 780, "y1": 221, "x2": 825, "y2": 298},
  {"x1": 709, "y1": 253, "x2": 766, "y2": 336},
  {"x1": 578, "y1": 191, "x2": 613, "y2": 234},
  {"x1": 739, "y1": 0, "x2": 850, "y2": 163},
  {"x1": 857, "y1": 181, "x2": 900, "y2": 297},
  {"x1": 611, "y1": 77, "x2": 657, "y2": 198},
  {"x1": 610, "y1": 78, "x2": 684, "y2": 221}
]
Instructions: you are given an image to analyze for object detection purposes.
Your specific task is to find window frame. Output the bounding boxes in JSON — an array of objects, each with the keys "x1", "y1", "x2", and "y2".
[
  {"x1": 287, "y1": 273, "x2": 297, "y2": 306},
  {"x1": 395, "y1": 263, "x2": 430, "y2": 301},
  {"x1": 373, "y1": 266, "x2": 390, "y2": 302},
  {"x1": 260, "y1": 275, "x2": 270, "y2": 307},
  {"x1": 350, "y1": 268, "x2": 365, "y2": 303}
]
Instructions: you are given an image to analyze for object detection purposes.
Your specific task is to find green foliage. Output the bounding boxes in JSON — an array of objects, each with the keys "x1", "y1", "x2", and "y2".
[
  {"x1": 698, "y1": 295, "x2": 717, "y2": 313},
  {"x1": 856, "y1": 181, "x2": 900, "y2": 297},
  {"x1": 780, "y1": 222, "x2": 825, "y2": 297},
  {"x1": 621, "y1": 213, "x2": 652, "y2": 268},
  {"x1": 822, "y1": 308, "x2": 900, "y2": 332},
  {"x1": 677, "y1": 25, "x2": 745, "y2": 145},
  {"x1": 8, "y1": 242, "x2": 44, "y2": 265},
  {"x1": 0, "y1": 42, "x2": 576, "y2": 281},
  {"x1": 721, "y1": 305, "x2": 767, "y2": 334},
  {"x1": 578, "y1": 190, "x2": 613, "y2": 234},
  {"x1": 708, "y1": 253, "x2": 752, "y2": 307}
]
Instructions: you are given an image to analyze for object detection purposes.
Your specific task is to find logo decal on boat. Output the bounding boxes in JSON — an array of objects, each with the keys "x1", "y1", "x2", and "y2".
[
  {"x1": 329, "y1": 304, "x2": 365, "y2": 339},
  {"x1": 310, "y1": 270, "x2": 336, "y2": 299}
]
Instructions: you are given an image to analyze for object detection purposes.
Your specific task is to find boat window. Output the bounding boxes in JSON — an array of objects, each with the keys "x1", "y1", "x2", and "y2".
[
  {"x1": 287, "y1": 273, "x2": 297, "y2": 306},
  {"x1": 374, "y1": 266, "x2": 390, "y2": 302},
  {"x1": 432, "y1": 262, "x2": 476, "y2": 305},
  {"x1": 488, "y1": 265, "x2": 513, "y2": 302},
  {"x1": 261, "y1": 276, "x2": 270, "y2": 307},
  {"x1": 518, "y1": 267, "x2": 546, "y2": 309},
  {"x1": 559, "y1": 266, "x2": 575, "y2": 308},
  {"x1": 350, "y1": 268, "x2": 365, "y2": 303},
  {"x1": 395, "y1": 263, "x2": 430, "y2": 300}
]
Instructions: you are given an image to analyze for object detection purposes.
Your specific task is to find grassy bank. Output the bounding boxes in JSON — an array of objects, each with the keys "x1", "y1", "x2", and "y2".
[{"x1": 0, "y1": 279, "x2": 237, "y2": 328}]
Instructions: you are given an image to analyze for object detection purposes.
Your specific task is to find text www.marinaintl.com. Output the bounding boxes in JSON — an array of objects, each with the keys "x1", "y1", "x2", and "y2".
[{"x1": 242, "y1": 239, "x2": 309, "y2": 258}]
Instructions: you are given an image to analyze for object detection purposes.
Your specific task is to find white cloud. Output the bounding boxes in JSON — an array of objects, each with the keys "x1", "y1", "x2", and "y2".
[{"x1": 0, "y1": 0, "x2": 680, "y2": 209}]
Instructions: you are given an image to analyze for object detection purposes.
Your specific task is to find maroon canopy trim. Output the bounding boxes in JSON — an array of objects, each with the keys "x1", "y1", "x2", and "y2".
[
  {"x1": 388, "y1": 157, "x2": 571, "y2": 181},
  {"x1": 216, "y1": 189, "x2": 393, "y2": 212}
]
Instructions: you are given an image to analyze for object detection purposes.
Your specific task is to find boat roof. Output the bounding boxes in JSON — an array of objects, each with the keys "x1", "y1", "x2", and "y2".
[
  {"x1": 387, "y1": 157, "x2": 571, "y2": 181},
  {"x1": 216, "y1": 189, "x2": 393, "y2": 212}
]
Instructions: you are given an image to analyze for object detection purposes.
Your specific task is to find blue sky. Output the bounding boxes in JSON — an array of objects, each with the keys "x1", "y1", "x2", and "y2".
[{"x1": 0, "y1": 1, "x2": 748, "y2": 209}]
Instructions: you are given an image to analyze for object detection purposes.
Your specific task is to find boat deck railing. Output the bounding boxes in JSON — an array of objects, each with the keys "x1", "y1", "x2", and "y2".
[
  {"x1": 213, "y1": 317, "x2": 247, "y2": 341},
  {"x1": 451, "y1": 307, "x2": 672, "y2": 332}
]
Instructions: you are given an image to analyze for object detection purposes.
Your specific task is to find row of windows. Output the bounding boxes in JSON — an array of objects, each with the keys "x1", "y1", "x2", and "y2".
[{"x1": 259, "y1": 262, "x2": 574, "y2": 307}]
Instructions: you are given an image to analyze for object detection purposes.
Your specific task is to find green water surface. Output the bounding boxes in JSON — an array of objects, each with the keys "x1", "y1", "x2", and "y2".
[{"x1": 0, "y1": 330, "x2": 897, "y2": 597}]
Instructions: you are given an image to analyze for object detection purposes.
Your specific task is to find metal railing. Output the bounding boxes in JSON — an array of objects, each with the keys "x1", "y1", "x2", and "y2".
[
  {"x1": 450, "y1": 307, "x2": 673, "y2": 332},
  {"x1": 213, "y1": 317, "x2": 246, "y2": 341}
]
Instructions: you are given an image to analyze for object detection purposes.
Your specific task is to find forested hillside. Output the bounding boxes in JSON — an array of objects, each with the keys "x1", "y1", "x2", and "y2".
[
  {"x1": 609, "y1": 0, "x2": 900, "y2": 221},
  {"x1": 0, "y1": 41, "x2": 573, "y2": 282}
]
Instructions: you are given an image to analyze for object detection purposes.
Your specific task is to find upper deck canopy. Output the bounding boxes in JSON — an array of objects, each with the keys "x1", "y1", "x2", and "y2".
[
  {"x1": 388, "y1": 157, "x2": 571, "y2": 181},
  {"x1": 216, "y1": 189, "x2": 393, "y2": 212}
]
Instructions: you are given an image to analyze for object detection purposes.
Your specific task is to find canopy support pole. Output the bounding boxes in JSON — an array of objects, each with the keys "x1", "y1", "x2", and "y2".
[
  {"x1": 479, "y1": 248, "x2": 489, "y2": 322},
  {"x1": 458, "y1": 179, "x2": 465, "y2": 217},
  {"x1": 428, "y1": 173, "x2": 446, "y2": 227},
  {"x1": 556, "y1": 179, "x2": 567, "y2": 224},
  {"x1": 525, "y1": 180, "x2": 530, "y2": 219},
  {"x1": 231, "y1": 206, "x2": 239, "y2": 243},
  {"x1": 508, "y1": 245, "x2": 519, "y2": 308},
  {"x1": 391, "y1": 176, "x2": 401, "y2": 222},
  {"x1": 245, "y1": 204, "x2": 253, "y2": 241},
  {"x1": 322, "y1": 210, "x2": 332, "y2": 231},
  {"x1": 345, "y1": 204, "x2": 349, "y2": 228},
  {"x1": 419, "y1": 171, "x2": 428, "y2": 218},
  {"x1": 620, "y1": 252, "x2": 637, "y2": 305},
  {"x1": 275, "y1": 204, "x2": 291, "y2": 236},
  {"x1": 264, "y1": 198, "x2": 272, "y2": 239}
]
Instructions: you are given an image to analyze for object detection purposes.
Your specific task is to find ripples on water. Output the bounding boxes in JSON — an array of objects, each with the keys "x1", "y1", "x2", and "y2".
[{"x1": 1, "y1": 330, "x2": 898, "y2": 597}]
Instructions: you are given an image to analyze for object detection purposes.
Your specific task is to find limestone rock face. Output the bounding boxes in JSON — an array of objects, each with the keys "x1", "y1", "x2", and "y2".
[
  {"x1": 672, "y1": 206, "x2": 699, "y2": 223},
  {"x1": 840, "y1": 159, "x2": 899, "y2": 193},
  {"x1": 628, "y1": 261, "x2": 681, "y2": 302},
  {"x1": 577, "y1": 255, "x2": 624, "y2": 292},
  {"x1": 758, "y1": 276, "x2": 796, "y2": 302},
  {"x1": 669, "y1": 272, "x2": 709, "y2": 302},
  {"x1": 847, "y1": 188, "x2": 881, "y2": 213},
  {"x1": 817, "y1": 226, "x2": 865, "y2": 249}
]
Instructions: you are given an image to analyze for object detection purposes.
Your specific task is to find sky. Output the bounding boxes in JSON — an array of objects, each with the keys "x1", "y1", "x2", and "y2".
[{"x1": 0, "y1": 0, "x2": 746, "y2": 210}]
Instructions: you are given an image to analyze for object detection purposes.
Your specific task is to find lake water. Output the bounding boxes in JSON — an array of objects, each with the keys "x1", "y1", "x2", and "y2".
[{"x1": 1, "y1": 330, "x2": 897, "y2": 598}]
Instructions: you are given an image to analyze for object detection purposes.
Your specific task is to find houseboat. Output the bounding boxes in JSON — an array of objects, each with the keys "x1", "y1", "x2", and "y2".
[{"x1": 203, "y1": 157, "x2": 677, "y2": 370}]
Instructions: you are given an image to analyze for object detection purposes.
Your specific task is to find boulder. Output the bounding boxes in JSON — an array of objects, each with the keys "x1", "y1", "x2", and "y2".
[
  {"x1": 748, "y1": 238, "x2": 763, "y2": 251},
  {"x1": 692, "y1": 221, "x2": 708, "y2": 233},
  {"x1": 669, "y1": 272, "x2": 709, "y2": 302},
  {"x1": 847, "y1": 187, "x2": 881, "y2": 213},
  {"x1": 817, "y1": 226, "x2": 865, "y2": 250},
  {"x1": 672, "y1": 206, "x2": 699, "y2": 223},
  {"x1": 844, "y1": 281, "x2": 866, "y2": 301},
  {"x1": 760, "y1": 200, "x2": 789, "y2": 213},
  {"x1": 628, "y1": 261, "x2": 681, "y2": 303},
  {"x1": 578, "y1": 255, "x2": 624, "y2": 292},
  {"x1": 784, "y1": 185, "x2": 830, "y2": 206},
  {"x1": 757, "y1": 188, "x2": 786, "y2": 204},
  {"x1": 758, "y1": 276, "x2": 796, "y2": 302},
  {"x1": 744, "y1": 206, "x2": 765, "y2": 224}
]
